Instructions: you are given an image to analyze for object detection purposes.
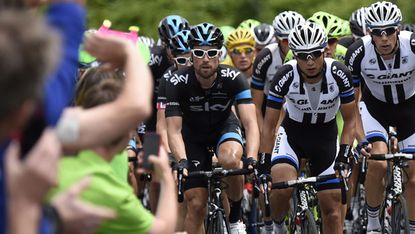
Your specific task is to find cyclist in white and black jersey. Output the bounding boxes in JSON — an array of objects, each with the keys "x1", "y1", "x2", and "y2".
[
  {"x1": 250, "y1": 11, "x2": 305, "y2": 131},
  {"x1": 345, "y1": 2, "x2": 415, "y2": 233},
  {"x1": 259, "y1": 22, "x2": 356, "y2": 234}
]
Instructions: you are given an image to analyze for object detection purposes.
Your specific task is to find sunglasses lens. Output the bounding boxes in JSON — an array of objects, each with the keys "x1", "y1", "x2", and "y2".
[
  {"x1": 207, "y1": 50, "x2": 219, "y2": 57},
  {"x1": 245, "y1": 48, "x2": 254, "y2": 54},
  {"x1": 385, "y1": 27, "x2": 396, "y2": 35},
  {"x1": 372, "y1": 27, "x2": 396, "y2": 36},
  {"x1": 193, "y1": 49, "x2": 205, "y2": 58},
  {"x1": 328, "y1": 38, "x2": 337, "y2": 45},
  {"x1": 311, "y1": 50, "x2": 323, "y2": 58},
  {"x1": 232, "y1": 48, "x2": 242, "y2": 54},
  {"x1": 176, "y1": 58, "x2": 187, "y2": 64}
]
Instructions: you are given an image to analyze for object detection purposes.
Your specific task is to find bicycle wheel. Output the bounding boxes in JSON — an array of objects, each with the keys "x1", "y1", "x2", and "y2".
[
  {"x1": 207, "y1": 211, "x2": 227, "y2": 234},
  {"x1": 299, "y1": 209, "x2": 318, "y2": 234},
  {"x1": 391, "y1": 195, "x2": 409, "y2": 234}
]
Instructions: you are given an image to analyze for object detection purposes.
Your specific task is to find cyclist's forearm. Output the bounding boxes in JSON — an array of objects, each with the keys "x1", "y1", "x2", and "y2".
[
  {"x1": 167, "y1": 131, "x2": 186, "y2": 161},
  {"x1": 244, "y1": 120, "x2": 260, "y2": 159}
]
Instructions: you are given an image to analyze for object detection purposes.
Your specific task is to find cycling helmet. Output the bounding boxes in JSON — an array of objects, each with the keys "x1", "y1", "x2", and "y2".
[
  {"x1": 219, "y1": 25, "x2": 236, "y2": 43},
  {"x1": 138, "y1": 36, "x2": 155, "y2": 48},
  {"x1": 350, "y1": 7, "x2": 367, "y2": 37},
  {"x1": 272, "y1": 11, "x2": 305, "y2": 39},
  {"x1": 169, "y1": 30, "x2": 191, "y2": 55},
  {"x1": 402, "y1": 23, "x2": 415, "y2": 32},
  {"x1": 226, "y1": 28, "x2": 255, "y2": 50},
  {"x1": 237, "y1": 19, "x2": 261, "y2": 31},
  {"x1": 340, "y1": 20, "x2": 352, "y2": 36},
  {"x1": 158, "y1": 15, "x2": 190, "y2": 43},
  {"x1": 365, "y1": 1, "x2": 402, "y2": 29},
  {"x1": 288, "y1": 22, "x2": 328, "y2": 52},
  {"x1": 308, "y1": 12, "x2": 345, "y2": 38},
  {"x1": 189, "y1": 23, "x2": 224, "y2": 49},
  {"x1": 253, "y1": 24, "x2": 276, "y2": 46}
]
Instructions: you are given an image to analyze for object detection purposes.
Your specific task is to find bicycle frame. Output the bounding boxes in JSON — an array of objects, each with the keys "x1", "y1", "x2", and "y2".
[{"x1": 206, "y1": 177, "x2": 230, "y2": 233}]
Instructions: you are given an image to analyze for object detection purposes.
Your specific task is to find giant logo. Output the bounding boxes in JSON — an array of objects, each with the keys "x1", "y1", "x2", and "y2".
[{"x1": 366, "y1": 70, "x2": 414, "y2": 80}]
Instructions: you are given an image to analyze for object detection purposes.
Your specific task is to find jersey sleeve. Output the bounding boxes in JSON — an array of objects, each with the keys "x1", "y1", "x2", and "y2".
[
  {"x1": 231, "y1": 70, "x2": 253, "y2": 104},
  {"x1": 156, "y1": 69, "x2": 172, "y2": 110},
  {"x1": 266, "y1": 64, "x2": 294, "y2": 109},
  {"x1": 331, "y1": 61, "x2": 355, "y2": 104},
  {"x1": 345, "y1": 39, "x2": 365, "y2": 88},
  {"x1": 165, "y1": 72, "x2": 183, "y2": 117},
  {"x1": 251, "y1": 48, "x2": 272, "y2": 90}
]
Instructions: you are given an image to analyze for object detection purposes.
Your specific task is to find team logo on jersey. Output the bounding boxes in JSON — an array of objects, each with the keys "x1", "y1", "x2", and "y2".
[
  {"x1": 255, "y1": 54, "x2": 272, "y2": 74},
  {"x1": 189, "y1": 96, "x2": 204, "y2": 102},
  {"x1": 366, "y1": 70, "x2": 414, "y2": 80},
  {"x1": 163, "y1": 70, "x2": 172, "y2": 79},
  {"x1": 348, "y1": 45, "x2": 363, "y2": 70},
  {"x1": 332, "y1": 65, "x2": 351, "y2": 88},
  {"x1": 170, "y1": 74, "x2": 189, "y2": 85},
  {"x1": 402, "y1": 56, "x2": 408, "y2": 64},
  {"x1": 221, "y1": 68, "x2": 241, "y2": 80},
  {"x1": 329, "y1": 84, "x2": 335, "y2": 92},
  {"x1": 150, "y1": 54, "x2": 163, "y2": 66},
  {"x1": 189, "y1": 100, "x2": 232, "y2": 112},
  {"x1": 369, "y1": 58, "x2": 376, "y2": 65},
  {"x1": 292, "y1": 82, "x2": 299, "y2": 88}
]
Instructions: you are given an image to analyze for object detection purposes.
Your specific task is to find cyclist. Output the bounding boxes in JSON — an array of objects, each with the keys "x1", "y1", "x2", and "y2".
[
  {"x1": 339, "y1": 7, "x2": 369, "y2": 48},
  {"x1": 402, "y1": 23, "x2": 415, "y2": 32},
  {"x1": 253, "y1": 23, "x2": 276, "y2": 53},
  {"x1": 259, "y1": 22, "x2": 356, "y2": 234},
  {"x1": 157, "y1": 29, "x2": 193, "y2": 151},
  {"x1": 250, "y1": 11, "x2": 305, "y2": 131},
  {"x1": 345, "y1": 1, "x2": 415, "y2": 233},
  {"x1": 165, "y1": 22, "x2": 259, "y2": 234},
  {"x1": 226, "y1": 28, "x2": 256, "y2": 80}
]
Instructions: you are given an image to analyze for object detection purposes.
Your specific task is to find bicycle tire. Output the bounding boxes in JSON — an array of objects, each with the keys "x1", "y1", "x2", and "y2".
[
  {"x1": 391, "y1": 195, "x2": 409, "y2": 234},
  {"x1": 207, "y1": 211, "x2": 227, "y2": 234},
  {"x1": 300, "y1": 209, "x2": 318, "y2": 234}
]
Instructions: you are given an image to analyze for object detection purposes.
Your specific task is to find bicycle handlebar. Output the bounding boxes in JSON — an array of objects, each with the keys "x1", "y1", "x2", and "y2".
[
  {"x1": 271, "y1": 174, "x2": 337, "y2": 189},
  {"x1": 369, "y1": 153, "x2": 415, "y2": 161}
]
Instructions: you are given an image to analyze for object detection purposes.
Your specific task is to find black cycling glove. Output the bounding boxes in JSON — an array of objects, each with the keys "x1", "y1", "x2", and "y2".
[{"x1": 257, "y1": 152, "x2": 271, "y2": 176}]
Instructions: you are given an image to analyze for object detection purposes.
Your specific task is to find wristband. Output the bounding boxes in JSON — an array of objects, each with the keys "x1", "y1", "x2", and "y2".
[{"x1": 42, "y1": 205, "x2": 63, "y2": 234}]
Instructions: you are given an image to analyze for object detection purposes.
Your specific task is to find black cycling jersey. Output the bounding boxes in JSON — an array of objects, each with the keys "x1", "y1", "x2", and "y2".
[
  {"x1": 157, "y1": 65, "x2": 176, "y2": 110},
  {"x1": 165, "y1": 64, "x2": 252, "y2": 141},
  {"x1": 147, "y1": 45, "x2": 172, "y2": 131}
]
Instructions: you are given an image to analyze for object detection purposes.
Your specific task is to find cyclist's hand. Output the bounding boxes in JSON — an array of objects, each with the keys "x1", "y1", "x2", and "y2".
[
  {"x1": 177, "y1": 159, "x2": 189, "y2": 177},
  {"x1": 335, "y1": 144, "x2": 352, "y2": 178},
  {"x1": 257, "y1": 153, "x2": 271, "y2": 176},
  {"x1": 52, "y1": 177, "x2": 117, "y2": 234},
  {"x1": 357, "y1": 140, "x2": 372, "y2": 157},
  {"x1": 245, "y1": 157, "x2": 257, "y2": 170}
]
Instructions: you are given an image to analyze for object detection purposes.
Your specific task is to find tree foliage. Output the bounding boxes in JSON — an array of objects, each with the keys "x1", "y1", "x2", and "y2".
[{"x1": 86, "y1": 0, "x2": 415, "y2": 39}]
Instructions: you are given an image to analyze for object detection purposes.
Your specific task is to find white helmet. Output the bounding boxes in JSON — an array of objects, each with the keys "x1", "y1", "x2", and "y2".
[
  {"x1": 365, "y1": 1, "x2": 402, "y2": 29},
  {"x1": 349, "y1": 7, "x2": 367, "y2": 37},
  {"x1": 272, "y1": 11, "x2": 305, "y2": 39},
  {"x1": 288, "y1": 22, "x2": 328, "y2": 52}
]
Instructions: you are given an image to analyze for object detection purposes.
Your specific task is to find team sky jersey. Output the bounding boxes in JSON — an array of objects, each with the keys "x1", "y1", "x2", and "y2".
[
  {"x1": 250, "y1": 43, "x2": 284, "y2": 96},
  {"x1": 165, "y1": 65, "x2": 252, "y2": 134},
  {"x1": 147, "y1": 45, "x2": 172, "y2": 131},
  {"x1": 284, "y1": 44, "x2": 348, "y2": 64},
  {"x1": 157, "y1": 65, "x2": 176, "y2": 110},
  {"x1": 346, "y1": 31, "x2": 415, "y2": 104},
  {"x1": 267, "y1": 58, "x2": 355, "y2": 124}
]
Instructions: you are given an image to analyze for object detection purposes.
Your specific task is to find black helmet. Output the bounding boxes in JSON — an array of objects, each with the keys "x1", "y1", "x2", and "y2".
[
  {"x1": 158, "y1": 15, "x2": 190, "y2": 43},
  {"x1": 189, "y1": 23, "x2": 224, "y2": 49},
  {"x1": 169, "y1": 30, "x2": 191, "y2": 55}
]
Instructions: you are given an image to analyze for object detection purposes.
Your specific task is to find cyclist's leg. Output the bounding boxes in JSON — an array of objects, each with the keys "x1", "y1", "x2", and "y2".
[
  {"x1": 183, "y1": 140, "x2": 211, "y2": 234},
  {"x1": 270, "y1": 126, "x2": 299, "y2": 226},
  {"x1": 216, "y1": 115, "x2": 245, "y2": 226},
  {"x1": 360, "y1": 101, "x2": 388, "y2": 231}
]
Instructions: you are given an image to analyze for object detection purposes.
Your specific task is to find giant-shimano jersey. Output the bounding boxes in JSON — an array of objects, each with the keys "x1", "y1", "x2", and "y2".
[
  {"x1": 165, "y1": 65, "x2": 252, "y2": 139},
  {"x1": 250, "y1": 43, "x2": 284, "y2": 96},
  {"x1": 345, "y1": 31, "x2": 415, "y2": 104},
  {"x1": 267, "y1": 58, "x2": 355, "y2": 124}
]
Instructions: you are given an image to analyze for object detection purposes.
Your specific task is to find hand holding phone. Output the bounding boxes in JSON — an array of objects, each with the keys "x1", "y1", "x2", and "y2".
[{"x1": 142, "y1": 132, "x2": 160, "y2": 170}]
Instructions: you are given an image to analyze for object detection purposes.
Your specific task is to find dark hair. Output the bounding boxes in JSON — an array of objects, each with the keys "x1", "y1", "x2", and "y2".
[{"x1": 0, "y1": 10, "x2": 59, "y2": 120}]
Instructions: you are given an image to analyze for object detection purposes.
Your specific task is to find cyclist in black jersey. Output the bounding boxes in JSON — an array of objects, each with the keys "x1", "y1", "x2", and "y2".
[
  {"x1": 157, "y1": 30, "x2": 192, "y2": 155},
  {"x1": 146, "y1": 15, "x2": 189, "y2": 133},
  {"x1": 259, "y1": 22, "x2": 356, "y2": 234},
  {"x1": 346, "y1": 2, "x2": 415, "y2": 233},
  {"x1": 165, "y1": 23, "x2": 259, "y2": 234}
]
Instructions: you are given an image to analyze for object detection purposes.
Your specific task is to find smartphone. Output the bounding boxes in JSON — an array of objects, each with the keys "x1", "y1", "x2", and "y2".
[{"x1": 142, "y1": 132, "x2": 160, "y2": 170}]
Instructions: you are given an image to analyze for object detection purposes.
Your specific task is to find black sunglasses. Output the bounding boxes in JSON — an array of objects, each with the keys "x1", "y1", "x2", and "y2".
[
  {"x1": 370, "y1": 27, "x2": 398, "y2": 37},
  {"x1": 294, "y1": 50, "x2": 324, "y2": 61}
]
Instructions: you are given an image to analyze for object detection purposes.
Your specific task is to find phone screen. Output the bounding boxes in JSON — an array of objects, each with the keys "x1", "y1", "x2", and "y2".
[{"x1": 142, "y1": 132, "x2": 160, "y2": 170}]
